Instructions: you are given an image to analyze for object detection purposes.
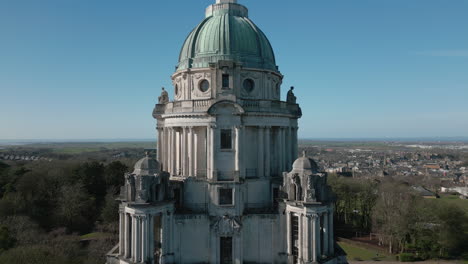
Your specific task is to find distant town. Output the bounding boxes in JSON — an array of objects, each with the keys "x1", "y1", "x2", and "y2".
[{"x1": 300, "y1": 140, "x2": 468, "y2": 198}]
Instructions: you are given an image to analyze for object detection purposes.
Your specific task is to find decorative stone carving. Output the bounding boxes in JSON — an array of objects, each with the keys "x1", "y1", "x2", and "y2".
[
  {"x1": 287, "y1": 86, "x2": 297, "y2": 104},
  {"x1": 158, "y1": 87, "x2": 169, "y2": 104},
  {"x1": 306, "y1": 174, "x2": 317, "y2": 202},
  {"x1": 213, "y1": 215, "x2": 242, "y2": 235}
]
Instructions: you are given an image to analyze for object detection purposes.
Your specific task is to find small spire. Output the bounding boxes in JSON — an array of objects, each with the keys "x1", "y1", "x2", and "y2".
[
  {"x1": 145, "y1": 151, "x2": 150, "y2": 157},
  {"x1": 302, "y1": 151, "x2": 307, "y2": 157}
]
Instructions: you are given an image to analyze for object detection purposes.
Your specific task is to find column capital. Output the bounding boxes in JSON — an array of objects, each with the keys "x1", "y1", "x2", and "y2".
[{"x1": 307, "y1": 213, "x2": 320, "y2": 219}]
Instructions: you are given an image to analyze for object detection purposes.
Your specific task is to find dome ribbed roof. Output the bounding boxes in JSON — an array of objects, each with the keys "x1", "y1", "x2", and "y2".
[
  {"x1": 177, "y1": 2, "x2": 277, "y2": 72},
  {"x1": 292, "y1": 152, "x2": 319, "y2": 172},
  {"x1": 133, "y1": 155, "x2": 160, "y2": 175}
]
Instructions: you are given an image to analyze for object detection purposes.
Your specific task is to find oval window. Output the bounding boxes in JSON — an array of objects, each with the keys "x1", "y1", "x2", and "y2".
[
  {"x1": 199, "y1": 80, "x2": 210, "y2": 92},
  {"x1": 243, "y1": 79, "x2": 255, "y2": 93}
]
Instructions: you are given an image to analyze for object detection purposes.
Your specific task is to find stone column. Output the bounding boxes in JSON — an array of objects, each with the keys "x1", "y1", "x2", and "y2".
[
  {"x1": 137, "y1": 216, "x2": 142, "y2": 262},
  {"x1": 188, "y1": 127, "x2": 194, "y2": 176},
  {"x1": 284, "y1": 127, "x2": 289, "y2": 172},
  {"x1": 264, "y1": 126, "x2": 271, "y2": 177},
  {"x1": 161, "y1": 212, "x2": 173, "y2": 264},
  {"x1": 305, "y1": 214, "x2": 311, "y2": 262},
  {"x1": 316, "y1": 214, "x2": 321, "y2": 260},
  {"x1": 140, "y1": 216, "x2": 148, "y2": 263},
  {"x1": 124, "y1": 214, "x2": 130, "y2": 258},
  {"x1": 240, "y1": 126, "x2": 245, "y2": 178},
  {"x1": 160, "y1": 213, "x2": 166, "y2": 264},
  {"x1": 181, "y1": 127, "x2": 187, "y2": 176},
  {"x1": 206, "y1": 126, "x2": 211, "y2": 177},
  {"x1": 323, "y1": 212, "x2": 329, "y2": 255},
  {"x1": 235, "y1": 126, "x2": 241, "y2": 173},
  {"x1": 163, "y1": 128, "x2": 167, "y2": 171},
  {"x1": 168, "y1": 128, "x2": 173, "y2": 175},
  {"x1": 286, "y1": 212, "x2": 291, "y2": 257},
  {"x1": 119, "y1": 209, "x2": 125, "y2": 256},
  {"x1": 131, "y1": 215, "x2": 137, "y2": 262},
  {"x1": 329, "y1": 209, "x2": 335, "y2": 255},
  {"x1": 194, "y1": 128, "x2": 198, "y2": 177},
  {"x1": 279, "y1": 127, "x2": 284, "y2": 173},
  {"x1": 209, "y1": 125, "x2": 217, "y2": 180},
  {"x1": 293, "y1": 127, "x2": 298, "y2": 161},
  {"x1": 311, "y1": 214, "x2": 319, "y2": 262},
  {"x1": 298, "y1": 213, "x2": 303, "y2": 261},
  {"x1": 283, "y1": 127, "x2": 287, "y2": 173},
  {"x1": 287, "y1": 126, "x2": 292, "y2": 171},
  {"x1": 157, "y1": 127, "x2": 163, "y2": 162},
  {"x1": 167, "y1": 128, "x2": 171, "y2": 174},
  {"x1": 172, "y1": 128, "x2": 176, "y2": 175},
  {"x1": 257, "y1": 126, "x2": 264, "y2": 177}
]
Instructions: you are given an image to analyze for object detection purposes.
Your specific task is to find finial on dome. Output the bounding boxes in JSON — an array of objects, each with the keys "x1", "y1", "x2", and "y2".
[
  {"x1": 302, "y1": 151, "x2": 307, "y2": 157},
  {"x1": 216, "y1": 0, "x2": 237, "y2": 3}
]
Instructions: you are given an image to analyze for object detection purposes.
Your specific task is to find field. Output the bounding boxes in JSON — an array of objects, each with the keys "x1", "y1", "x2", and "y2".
[
  {"x1": 338, "y1": 241, "x2": 394, "y2": 261},
  {"x1": 0, "y1": 141, "x2": 155, "y2": 154},
  {"x1": 435, "y1": 194, "x2": 468, "y2": 214}
]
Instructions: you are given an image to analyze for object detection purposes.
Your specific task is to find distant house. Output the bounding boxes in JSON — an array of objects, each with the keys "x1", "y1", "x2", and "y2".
[
  {"x1": 440, "y1": 186, "x2": 468, "y2": 198},
  {"x1": 412, "y1": 185, "x2": 438, "y2": 198},
  {"x1": 424, "y1": 163, "x2": 440, "y2": 170}
]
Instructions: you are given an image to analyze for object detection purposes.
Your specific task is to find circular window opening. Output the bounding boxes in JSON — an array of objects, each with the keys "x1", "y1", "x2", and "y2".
[
  {"x1": 199, "y1": 79, "x2": 210, "y2": 92},
  {"x1": 243, "y1": 79, "x2": 255, "y2": 93}
]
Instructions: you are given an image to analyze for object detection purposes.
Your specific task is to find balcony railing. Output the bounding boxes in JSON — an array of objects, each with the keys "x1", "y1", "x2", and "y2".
[{"x1": 153, "y1": 99, "x2": 301, "y2": 117}]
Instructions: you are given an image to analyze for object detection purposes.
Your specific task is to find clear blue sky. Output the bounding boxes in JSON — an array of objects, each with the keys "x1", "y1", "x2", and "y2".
[{"x1": 1, "y1": 0, "x2": 467, "y2": 140}]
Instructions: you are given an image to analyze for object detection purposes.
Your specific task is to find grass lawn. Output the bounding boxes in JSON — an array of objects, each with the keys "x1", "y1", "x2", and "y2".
[
  {"x1": 436, "y1": 194, "x2": 468, "y2": 214},
  {"x1": 80, "y1": 232, "x2": 109, "y2": 240},
  {"x1": 338, "y1": 241, "x2": 394, "y2": 261}
]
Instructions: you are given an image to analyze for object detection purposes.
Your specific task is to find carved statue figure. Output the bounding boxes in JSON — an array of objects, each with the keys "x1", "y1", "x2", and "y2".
[
  {"x1": 125, "y1": 174, "x2": 136, "y2": 201},
  {"x1": 137, "y1": 177, "x2": 149, "y2": 202},
  {"x1": 306, "y1": 175, "x2": 317, "y2": 202},
  {"x1": 158, "y1": 87, "x2": 169, "y2": 104},
  {"x1": 287, "y1": 86, "x2": 297, "y2": 104},
  {"x1": 293, "y1": 174, "x2": 302, "y2": 201}
]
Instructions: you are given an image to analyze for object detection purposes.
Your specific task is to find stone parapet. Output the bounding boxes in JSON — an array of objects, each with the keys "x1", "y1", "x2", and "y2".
[{"x1": 153, "y1": 99, "x2": 301, "y2": 118}]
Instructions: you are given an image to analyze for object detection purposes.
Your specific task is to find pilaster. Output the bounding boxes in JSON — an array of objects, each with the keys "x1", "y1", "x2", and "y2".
[
  {"x1": 119, "y1": 209, "x2": 124, "y2": 256},
  {"x1": 264, "y1": 126, "x2": 271, "y2": 177},
  {"x1": 188, "y1": 127, "x2": 194, "y2": 176},
  {"x1": 257, "y1": 126, "x2": 264, "y2": 177},
  {"x1": 323, "y1": 212, "x2": 329, "y2": 256}
]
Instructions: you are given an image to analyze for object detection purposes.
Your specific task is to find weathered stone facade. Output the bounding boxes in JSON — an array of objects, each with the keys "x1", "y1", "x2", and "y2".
[{"x1": 106, "y1": 1, "x2": 347, "y2": 263}]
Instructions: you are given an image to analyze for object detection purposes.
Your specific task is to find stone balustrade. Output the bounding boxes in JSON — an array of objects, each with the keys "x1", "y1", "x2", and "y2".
[{"x1": 153, "y1": 99, "x2": 301, "y2": 117}]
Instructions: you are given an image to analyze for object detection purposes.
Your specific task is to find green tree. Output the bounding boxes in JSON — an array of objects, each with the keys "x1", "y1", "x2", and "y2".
[
  {"x1": 57, "y1": 184, "x2": 96, "y2": 233},
  {"x1": 100, "y1": 190, "x2": 119, "y2": 224},
  {"x1": 71, "y1": 162, "x2": 106, "y2": 200},
  {"x1": 104, "y1": 161, "x2": 128, "y2": 193},
  {"x1": 0, "y1": 225, "x2": 16, "y2": 252},
  {"x1": 436, "y1": 204, "x2": 468, "y2": 258}
]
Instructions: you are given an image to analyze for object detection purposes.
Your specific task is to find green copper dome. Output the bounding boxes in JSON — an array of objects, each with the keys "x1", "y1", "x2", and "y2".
[{"x1": 177, "y1": 1, "x2": 277, "y2": 72}]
